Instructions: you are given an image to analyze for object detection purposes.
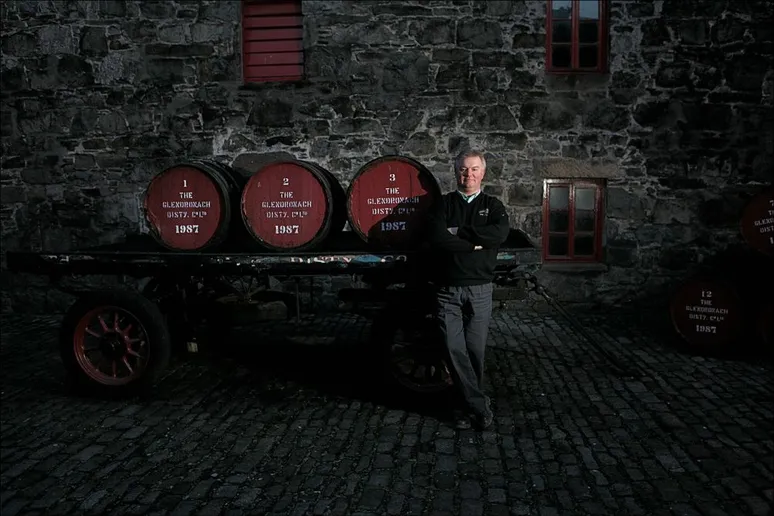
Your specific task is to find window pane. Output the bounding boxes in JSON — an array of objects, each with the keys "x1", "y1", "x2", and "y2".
[
  {"x1": 552, "y1": 0, "x2": 572, "y2": 19},
  {"x1": 549, "y1": 186, "x2": 569, "y2": 209},
  {"x1": 579, "y1": 22, "x2": 598, "y2": 43},
  {"x1": 552, "y1": 21, "x2": 571, "y2": 43},
  {"x1": 575, "y1": 210, "x2": 595, "y2": 232},
  {"x1": 552, "y1": 46, "x2": 571, "y2": 68},
  {"x1": 579, "y1": 45, "x2": 598, "y2": 68},
  {"x1": 575, "y1": 187, "x2": 595, "y2": 210},
  {"x1": 549, "y1": 211, "x2": 569, "y2": 232},
  {"x1": 549, "y1": 235, "x2": 569, "y2": 256},
  {"x1": 574, "y1": 235, "x2": 595, "y2": 256},
  {"x1": 579, "y1": 0, "x2": 600, "y2": 20}
]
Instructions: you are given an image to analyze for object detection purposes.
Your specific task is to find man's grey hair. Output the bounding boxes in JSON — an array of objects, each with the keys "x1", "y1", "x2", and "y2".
[{"x1": 454, "y1": 149, "x2": 487, "y2": 172}]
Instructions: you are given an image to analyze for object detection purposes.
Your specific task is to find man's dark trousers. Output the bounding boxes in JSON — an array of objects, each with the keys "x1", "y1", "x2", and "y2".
[{"x1": 436, "y1": 283, "x2": 493, "y2": 417}]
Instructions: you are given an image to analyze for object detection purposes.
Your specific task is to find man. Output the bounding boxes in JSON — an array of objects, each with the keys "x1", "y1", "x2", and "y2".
[{"x1": 425, "y1": 149, "x2": 511, "y2": 430}]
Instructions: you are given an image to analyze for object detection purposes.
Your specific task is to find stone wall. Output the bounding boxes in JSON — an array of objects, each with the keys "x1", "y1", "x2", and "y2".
[{"x1": 1, "y1": 0, "x2": 773, "y2": 313}]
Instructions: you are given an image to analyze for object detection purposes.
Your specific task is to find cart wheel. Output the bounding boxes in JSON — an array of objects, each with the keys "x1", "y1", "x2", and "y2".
[
  {"x1": 372, "y1": 309, "x2": 454, "y2": 396},
  {"x1": 59, "y1": 290, "x2": 171, "y2": 398}
]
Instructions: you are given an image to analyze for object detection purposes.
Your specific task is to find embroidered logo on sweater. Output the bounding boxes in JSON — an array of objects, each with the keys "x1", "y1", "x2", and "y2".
[{"x1": 478, "y1": 208, "x2": 489, "y2": 217}]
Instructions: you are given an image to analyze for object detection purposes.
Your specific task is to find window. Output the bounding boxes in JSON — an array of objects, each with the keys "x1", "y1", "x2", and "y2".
[
  {"x1": 542, "y1": 179, "x2": 605, "y2": 262},
  {"x1": 546, "y1": 0, "x2": 609, "y2": 74},
  {"x1": 242, "y1": 0, "x2": 304, "y2": 83}
]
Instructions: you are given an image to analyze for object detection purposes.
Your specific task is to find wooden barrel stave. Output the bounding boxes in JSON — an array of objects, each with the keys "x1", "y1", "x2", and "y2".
[
  {"x1": 240, "y1": 159, "x2": 345, "y2": 252},
  {"x1": 143, "y1": 161, "x2": 242, "y2": 252},
  {"x1": 346, "y1": 155, "x2": 442, "y2": 250}
]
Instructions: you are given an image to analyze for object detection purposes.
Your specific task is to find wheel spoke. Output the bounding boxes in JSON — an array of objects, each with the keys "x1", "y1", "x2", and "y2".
[
  {"x1": 112, "y1": 361, "x2": 118, "y2": 378},
  {"x1": 127, "y1": 349, "x2": 142, "y2": 359},
  {"x1": 85, "y1": 328, "x2": 101, "y2": 338},
  {"x1": 113, "y1": 312, "x2": 120, "y2": 331},
  {"x1": 122, "y1": 357, "x2": 134, "y2": 375},
  {"x1": 98, "y1": 316, "x2": 110, "y2": 332}
]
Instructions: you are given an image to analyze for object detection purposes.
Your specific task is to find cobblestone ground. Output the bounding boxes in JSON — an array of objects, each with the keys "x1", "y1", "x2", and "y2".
[{"x1": 1, "y1": 304, "x2": 773, "y2": 516}]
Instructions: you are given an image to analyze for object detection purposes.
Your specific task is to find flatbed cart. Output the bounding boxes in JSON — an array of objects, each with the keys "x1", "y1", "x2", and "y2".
[{"x1": 5, "y1": 230, "x2": 541, "y2": 398}]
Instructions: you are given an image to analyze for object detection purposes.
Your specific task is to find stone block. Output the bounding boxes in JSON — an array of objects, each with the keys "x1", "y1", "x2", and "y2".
[
  {"x1": 640, "y1": 19, "x2": 671, "y2": 47},
  {"x1": 401, "y1": 133, "x2": 436, "y2": 156},
  {"x1": 381, "y1": 52, "x2": 430, "y2": 92},
  {"x1": 582, "y1": 100, "x2": 630, "y2": 132},
  {"x1": 651, "y1": 199, "x2": 692, "y2": 225},
  {"x1": 139, "y1": 0, "x2": 176, "y2": 19},
  {"x1": 606, "y1": 239, "x2": 638, "y2": 267},
  {"x1": 409, "y1": 19, "x2": 455, "y2": 46},
  {"x1": 0, "y1": 186, "x2": 27, "y2": 205},
  {"x1": 79, "y1": 26, "x2": 109, "y2": 57},
  {"x1": 145, "y1": 43, "x2": 214, "y2": 58},
  {"x1": 457, "y1": 19, "x2": 504, "y2": 49},
  {"x1": 606, "y1": 187, "x2": 647, "y2": 220},
  {"x1": 2, "y1": 32, "x2": 37, "y2": 58},
  {"x1": 677, "y1": 20, "x2": 709, "y2": 46},
  {"x1": 57, "y1": 55, "x2": 94, "y2": 87},
  {"x1": 98, "y1": 0, "x2": 127, "y2": 18},
  {"x1": 655, "y1": 62, "x2": 692, "y2": 88},
  {"x1": 143, "y1": 58, "x2": 187, "y2": 85},
  {"x1": 38, "y1": 25, "x2": 76, "y2": 55},
  {"x1": 465, "y1": 105, "x2": 519, "y2": 132},
  {"x1": 436, "y1": 62, "x2": 471, "y2": 90},
  {"x1": 520, "y1": 101, "x2": 576, "y2": 131},
  {"x1": 724, "y1": 55, "x2": 768, "y2": 92},
  {"x1": 507, "y1": 182, "x2": 540, "y2": 207},
  {"x1": 533, "y1": 158, "x2": 619, "y2": 179},
  {"x1": 484, "y1": 133, "x2": 528, "y2": 152},
  {"x1": 247, "y1": 99, "x2": 294, "y2": 128}
]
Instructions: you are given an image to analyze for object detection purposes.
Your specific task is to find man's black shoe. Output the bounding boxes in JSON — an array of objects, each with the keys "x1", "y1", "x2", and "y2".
[
  {"x1": 474, "y1": 409, "x2": 494, "y2": 430},
  {"x1": 454, "y1": 410, "x2": 472, "y2": 430}
]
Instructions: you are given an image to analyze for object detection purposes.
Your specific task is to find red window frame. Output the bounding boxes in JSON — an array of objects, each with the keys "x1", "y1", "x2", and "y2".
[
  {"x1": 545, "y1": 0, "x2": 609, "y2": 74},
  {"x1": 242, "y1": 0, "x2": 304, "y2": 83},
  {"x1": 541, "y1": 179, "x2": 605, "y2": 263}
]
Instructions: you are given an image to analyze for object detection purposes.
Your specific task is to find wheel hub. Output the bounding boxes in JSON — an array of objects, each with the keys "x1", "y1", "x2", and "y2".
[{"x1": 99, "y1": 332, "x2": 127, "y2": 360}]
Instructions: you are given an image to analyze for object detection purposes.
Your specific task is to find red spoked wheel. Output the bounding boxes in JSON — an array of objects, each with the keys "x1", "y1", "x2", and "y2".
[
  {"x1": 60, "y1": 291, "x2": 171, "y2": 397},
  {"x1": 73, "y1": 306, "x2": 150, "y2": 386},
  {"x1": 373, "y1": 309, "x2": 454, "y2": 396}
]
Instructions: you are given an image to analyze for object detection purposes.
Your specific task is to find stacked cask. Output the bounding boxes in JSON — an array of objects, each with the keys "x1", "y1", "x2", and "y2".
[
  {"x1": 142, "y1": 155, "x2": 443, "y2": 253},
  {"x1": 669, "y1": 186, "x2": 773, "y2": 354}
]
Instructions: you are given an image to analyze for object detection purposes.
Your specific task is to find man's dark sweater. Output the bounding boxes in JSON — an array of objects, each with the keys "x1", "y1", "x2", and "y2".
[{"x1": 424, "y1": 191, "x2": 511, "y2": 287}]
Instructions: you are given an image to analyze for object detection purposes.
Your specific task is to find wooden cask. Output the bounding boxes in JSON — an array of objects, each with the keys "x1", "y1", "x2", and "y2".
[
  {"x1": 739, "y1": 186, "x2": 774, "y2": 257},
  {"x1": 669, "y1": 277, "x2": 742, "y2": 350},
  {"x1": 347, "y1": 155, "x2": 442, "y2": 249},
  {"x1": 240, "y1": 160, "x2": 346, "y2": 251},
  {"x1": 143, "y1": 160, "x2": 244, "y2": 251},
  {"x1": 670, "y1": 247, "x2": 773, "y2": 354}
]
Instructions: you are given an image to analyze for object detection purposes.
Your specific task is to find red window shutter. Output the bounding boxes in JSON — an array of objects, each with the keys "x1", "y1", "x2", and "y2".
[
  {"x1": 242, "y1": 0, "x2": 304, "y2": 83},
  {"x1": 545, "y1": 0, "x2": 609, "y2": 74}
]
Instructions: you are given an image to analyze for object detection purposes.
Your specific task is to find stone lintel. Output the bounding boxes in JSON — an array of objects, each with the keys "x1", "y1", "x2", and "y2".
[{"x1": 534, "y1": 158, "x2": 620, "y2": 179}]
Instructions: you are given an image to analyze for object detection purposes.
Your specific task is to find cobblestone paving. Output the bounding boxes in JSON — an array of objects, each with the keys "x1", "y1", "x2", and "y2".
[{"x1": 1, "y1": 305, "x2": 773, "y2": 516}]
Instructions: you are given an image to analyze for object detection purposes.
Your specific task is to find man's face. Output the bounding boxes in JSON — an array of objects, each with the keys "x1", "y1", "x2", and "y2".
[{"x1": 456, "y1": 156, "x2": 485, "y2": 193}]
